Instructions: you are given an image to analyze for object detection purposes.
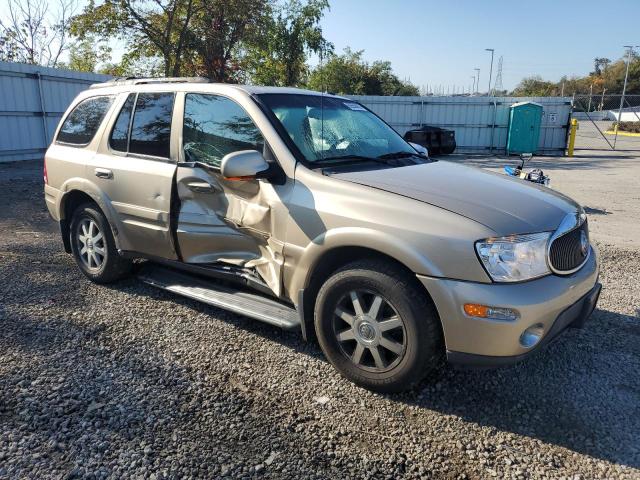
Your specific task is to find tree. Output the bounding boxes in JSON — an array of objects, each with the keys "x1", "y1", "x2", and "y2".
[
  {"x1": 307, "y1": 48, "x2": 420, "y2": 96},
  {"x1": 0, "y1": 0, "x2": 76, "y2": 67},
  {"x1": 512, "y1": 53, "x2": 640, "y2": 97},
  {"x1": 602, "y1": 54, "x2": 640, "y2": 95},
  {"x1": 62, "y1": 36, "x2": 112, "y2": 72},
  {"x1": 511, "y1": 76, "x2": 559, "y2": 96},
  {"x1": 185, "y1": 0, "x2": 268, "y2": 81},
  {"x1": 245, "y1": 0, "x2": 332, "y2": 87},
  {"x1": 71, "y1": 0, "x2": 196, "y2": 76},
  {"x1": 592, "y1": 57, "x2": 611, "y2": 76}
]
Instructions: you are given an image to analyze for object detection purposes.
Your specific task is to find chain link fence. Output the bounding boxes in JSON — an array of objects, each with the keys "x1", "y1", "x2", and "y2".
[{"x1": 572, "y1": 94, "x2": 640, "y2": 151}]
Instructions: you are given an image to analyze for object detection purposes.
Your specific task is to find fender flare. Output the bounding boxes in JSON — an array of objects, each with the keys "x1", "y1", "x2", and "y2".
[
  {"x1": 58, "y1": 178, "x2": 125, "y2": 251},
  {"x1": 289, "y1": 226, "x2": 444, "y2": 296},
  {"x1": 290, "y1": 227, "x2": 446, "y2": 341}
]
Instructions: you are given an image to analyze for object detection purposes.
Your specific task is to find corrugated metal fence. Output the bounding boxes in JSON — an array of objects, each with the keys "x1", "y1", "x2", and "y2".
[
  {"x1": 0, "y1": 62, "x2": 572, "y2": 161},
  {"x1": 349, "y1": 95, "x2": 572, "y2": 156},
  {"x1": 0, "y1": 61, "x2": 111, "y2": 162}
]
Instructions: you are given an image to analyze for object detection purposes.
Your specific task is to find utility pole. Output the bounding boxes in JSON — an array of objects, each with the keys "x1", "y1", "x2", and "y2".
[
  {"x1": 485, "y1": 48, "x2": 494, "y2": 96},
  {"x1": 599, "y1": 88, "x2": 606, "y2": 111},
  {"x1": 587, "y1": 83, "x2": 593, "y2": 112},
  {"x1": 471, "y1": 75, "x2": 476, "y2": 95},
  {"x1": 474, "y1": 68, "x2": 480, "y2": 94},
  {"x1": 616, "y1": 45, "x2": 638, "y2": 148}
]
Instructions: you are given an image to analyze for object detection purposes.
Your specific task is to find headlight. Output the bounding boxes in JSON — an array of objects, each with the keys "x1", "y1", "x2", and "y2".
[{"x1": 475, "y1": 232, "x2": 551, "y2": 282}]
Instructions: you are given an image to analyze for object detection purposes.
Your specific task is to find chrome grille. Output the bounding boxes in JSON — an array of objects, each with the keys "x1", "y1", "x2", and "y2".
[{"x1": 549, "y1": 220, "x2": 589, "y2": 273}]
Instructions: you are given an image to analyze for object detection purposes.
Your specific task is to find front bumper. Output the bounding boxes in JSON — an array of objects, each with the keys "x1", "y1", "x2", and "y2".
[{"x1": 418, "y1": 244, "x2": 600, "y2": 366}]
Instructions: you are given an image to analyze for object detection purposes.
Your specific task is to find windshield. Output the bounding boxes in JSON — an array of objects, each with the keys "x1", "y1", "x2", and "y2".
[{"x1": 258, "y1": 93, "x2": 417, "y2": 164}]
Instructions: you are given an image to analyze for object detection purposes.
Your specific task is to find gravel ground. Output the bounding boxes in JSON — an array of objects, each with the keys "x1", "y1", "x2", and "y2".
[{"x1": 1, "y1": 158, "x2": 639, "y2": 479}]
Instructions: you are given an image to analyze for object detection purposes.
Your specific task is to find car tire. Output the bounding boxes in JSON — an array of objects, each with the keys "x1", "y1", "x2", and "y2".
[
  {"x1": 314, "y1": 259, "x2": 443, "y2": 393},
  {"x1": 69, "y1": 202, "x2": 132, "y2": 283}
]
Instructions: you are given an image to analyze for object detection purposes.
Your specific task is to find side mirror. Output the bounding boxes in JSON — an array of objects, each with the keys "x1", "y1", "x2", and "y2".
[
  {"x1": 221, "y1": 150, "x2": 270, "y2": 181},
  {"x1": 409, "y1": 142, "x2": 429, "y2": 158}
]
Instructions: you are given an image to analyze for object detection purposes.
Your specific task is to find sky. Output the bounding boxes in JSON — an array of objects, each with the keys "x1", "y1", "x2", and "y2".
[
  {"x1": 1, "y1": 0, "x2": 639, "y2": 92},
  {"x1": 316, "y1": 0, "x2": 640, "y2": 92}
]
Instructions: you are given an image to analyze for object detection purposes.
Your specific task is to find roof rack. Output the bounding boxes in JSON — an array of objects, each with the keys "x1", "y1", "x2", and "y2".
[{"x1": 89, "y1": 76, "x2": 210, "y2": 89}]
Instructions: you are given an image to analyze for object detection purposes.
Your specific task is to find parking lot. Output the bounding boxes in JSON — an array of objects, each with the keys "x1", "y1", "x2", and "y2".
[{"x1": 1, "y1": 152, "x2": 639, "y2": 479}]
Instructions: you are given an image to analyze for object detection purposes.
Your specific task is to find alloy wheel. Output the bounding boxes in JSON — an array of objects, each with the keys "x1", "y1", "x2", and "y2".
[
  {"x1": 333, "y1": 289, "x2": 407, "y2": 372},
  {"x1": 76, "y1": 218, "x2": 105, "y2": 271}
]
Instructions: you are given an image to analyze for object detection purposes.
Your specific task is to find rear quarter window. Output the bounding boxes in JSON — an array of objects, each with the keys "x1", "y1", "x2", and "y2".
[
  {"x1": 129, "y1": 92, "x2": 175, "y2": 158},
  {"x1": 57, "y1": 96, "x2": 114, "y2": 145},
  {"x1": 109, "y1": 93, "x2": 136, "y2": 152}
]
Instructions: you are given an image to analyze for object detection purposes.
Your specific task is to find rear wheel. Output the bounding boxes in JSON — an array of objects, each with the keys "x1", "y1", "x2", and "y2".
[
  {"x1": 314, "y1": 259, "x2": 443, "y2": 393},
  {"x1": 69, "y1": 203, "x2": 132, "y2": 283}
]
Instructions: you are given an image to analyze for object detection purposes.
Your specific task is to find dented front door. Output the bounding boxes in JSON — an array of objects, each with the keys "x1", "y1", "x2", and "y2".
[{"x1": 174, "y1": 92, "x2": 288, "y2": 296}]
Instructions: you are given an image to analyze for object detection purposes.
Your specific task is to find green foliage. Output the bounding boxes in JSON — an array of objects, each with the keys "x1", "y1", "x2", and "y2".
[
  {"x1": 71, "y1": 0, "x2": 196, "y2": 76},
  {"x1": 591, "y1": 57, "x2": 611, "y2": 76},
  {"x1": 62, "y1": 37, "x2": 112, "y2": 72},
  {"x1": 511, "y1": 54, "x2": 640, "y2": 96},
  {"x1": 66, "y1": 0, "x2": 411, "y2": 94},
  {"x1": 184, "y1": 0, "x2": 269, "y2": 81},
  {"x1": 70, "y1": 0, "x2": 328, "y2": 84},
  {"x1": 510, "y1": 76, "x2": 559, "y2": 96},
  {"x1": 243, "y1": 0, "x2": 332, "y2": 86},
  {"x1": 307, "y1": 48, "x2": 419, "y2": 96}
]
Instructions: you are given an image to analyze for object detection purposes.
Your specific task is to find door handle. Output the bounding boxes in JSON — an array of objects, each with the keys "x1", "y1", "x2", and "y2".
[
  {"x1": 187, "y1": 181, "x2": 217, "y2": 193},
  {"x1": 95, "y1": 168, "x2": 113, "y2": 179}
]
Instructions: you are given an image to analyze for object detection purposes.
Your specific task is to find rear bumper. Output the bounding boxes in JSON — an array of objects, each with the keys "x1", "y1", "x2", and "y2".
[
  {"x1": 44, "y1": 184, "x2": 61, "y2": 221},
  {"x1": 417, "y1": 243, "x2": 600, "y2": 364}
]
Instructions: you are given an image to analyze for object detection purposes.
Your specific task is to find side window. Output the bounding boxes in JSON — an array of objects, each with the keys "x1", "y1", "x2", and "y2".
[
  {"x1": 129, "y1": 92, "x2": 174, "y2": 158},
  {"x1": 109, "y1": 93, "x2": 136, "y2": 152},
  {"x1": 57, "y1": 96, "x2": 114, "y2": 145},
  {"x1": 183, "y1": 94, "x2": 264, "y2": 168}
]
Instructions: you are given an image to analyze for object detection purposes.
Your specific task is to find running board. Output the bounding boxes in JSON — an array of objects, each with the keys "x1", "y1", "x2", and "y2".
[{"x1": 137, "y1": 264, "x2": 301, "y2": 331}]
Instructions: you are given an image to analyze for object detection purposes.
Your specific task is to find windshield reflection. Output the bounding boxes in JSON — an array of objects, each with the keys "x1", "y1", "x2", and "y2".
[{"x1": 258, "y1": 94, "x2": 417, "y2": 164}]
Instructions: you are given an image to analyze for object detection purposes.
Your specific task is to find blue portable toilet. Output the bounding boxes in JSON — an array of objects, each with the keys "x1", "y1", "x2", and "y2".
[{"x1": 506, "y1": 102, "x2": 543, "y2": 154}]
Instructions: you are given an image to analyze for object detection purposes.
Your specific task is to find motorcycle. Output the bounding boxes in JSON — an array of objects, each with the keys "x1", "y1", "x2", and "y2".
[{"x1": 504, "y1": 154, "x2": 550, "y2": 187}]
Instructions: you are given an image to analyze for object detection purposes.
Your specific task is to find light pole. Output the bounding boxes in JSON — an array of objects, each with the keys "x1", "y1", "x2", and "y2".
[
  {"x1": 474, "y1": 68, "x2": 480, "y2": 94},
  {"x1": 616, "y1": 45, "x2": 639, "y2": 148},
  {"x1": 485, "y1": 48, "x2": 494, "y2": 96}
]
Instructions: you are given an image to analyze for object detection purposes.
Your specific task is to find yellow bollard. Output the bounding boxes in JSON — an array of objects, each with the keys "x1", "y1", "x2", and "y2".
[{"x1": 567, "y1": 118, "x2": 578, "y2": 157}]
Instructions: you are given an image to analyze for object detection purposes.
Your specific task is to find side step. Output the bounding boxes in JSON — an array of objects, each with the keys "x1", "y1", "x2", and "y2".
[{"x1": 137, "y1": 264, "x2": 301, "y2": 331}]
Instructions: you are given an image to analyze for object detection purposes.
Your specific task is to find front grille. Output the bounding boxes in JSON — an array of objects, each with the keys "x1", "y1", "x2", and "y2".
[{"x1": 549, "y1": 220, "x2": 589, "y2": 273}]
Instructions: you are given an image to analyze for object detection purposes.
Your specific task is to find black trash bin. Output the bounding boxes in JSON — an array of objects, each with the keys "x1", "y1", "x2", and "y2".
[{"x1": 404, "y1": 126, "x2": 456, "y2": 155}]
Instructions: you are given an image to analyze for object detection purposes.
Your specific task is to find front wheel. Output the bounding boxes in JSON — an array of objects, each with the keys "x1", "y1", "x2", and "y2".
[
  {"x1": 69, "y1": 203, "x2": 132, "y2": 283},
  {"x1": 314, "y1": 259, "x2": 443, "y2": 393}
]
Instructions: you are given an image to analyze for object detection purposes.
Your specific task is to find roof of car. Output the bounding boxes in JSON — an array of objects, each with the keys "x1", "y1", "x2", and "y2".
[
  {"x1": 88, "y1": 77, "x2": 343, "y2": 98},
  {"x1": 234, "y1": 85, "x2": 328, "y2": 96}
]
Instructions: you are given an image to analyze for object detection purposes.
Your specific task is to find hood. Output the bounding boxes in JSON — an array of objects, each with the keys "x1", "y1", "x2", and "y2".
[{"x1": 331, "y1": 161, "x2": 580, "y2": 235}]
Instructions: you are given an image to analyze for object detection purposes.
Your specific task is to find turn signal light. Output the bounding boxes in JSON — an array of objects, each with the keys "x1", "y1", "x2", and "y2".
[
  {"x1": 463, "y1": 303, "x2": 519, "y2": 321},
  {"x1": 463, "y1": 304, "x2": 488, "y2": 317}
]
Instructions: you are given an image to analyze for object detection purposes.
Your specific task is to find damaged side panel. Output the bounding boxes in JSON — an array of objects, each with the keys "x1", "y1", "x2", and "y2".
[{"x1": 174, "y1": 165, "x2": 287, "y2": 296}]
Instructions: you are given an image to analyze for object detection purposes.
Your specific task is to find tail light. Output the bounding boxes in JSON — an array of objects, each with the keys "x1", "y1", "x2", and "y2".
[{"x1": 43, "y1": 158, "x2": 48, "y2": 185}]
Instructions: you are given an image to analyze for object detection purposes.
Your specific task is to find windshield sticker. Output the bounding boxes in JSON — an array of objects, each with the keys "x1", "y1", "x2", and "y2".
[{"x1": 343, "y1": 102, "x2": 367, "y2": 111}]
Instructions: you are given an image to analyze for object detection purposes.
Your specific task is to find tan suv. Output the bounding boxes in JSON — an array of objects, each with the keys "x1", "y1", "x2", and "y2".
[{"x1": 44, "y1": 78, "x2": 600, "y2": 392}]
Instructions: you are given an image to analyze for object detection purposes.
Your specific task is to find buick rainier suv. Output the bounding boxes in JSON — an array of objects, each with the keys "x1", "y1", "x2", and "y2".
[{"x1": 44, "y1": 78, "x2": 600, "y2": 392}]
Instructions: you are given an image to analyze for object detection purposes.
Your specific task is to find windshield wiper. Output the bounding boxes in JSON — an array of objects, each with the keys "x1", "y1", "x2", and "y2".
[
  {"x1": 314, "y1": 154, "x2": 393, "y2": 166},
  {"x1": 378, "y1": 151, "x2": 428, "y2": 160}
]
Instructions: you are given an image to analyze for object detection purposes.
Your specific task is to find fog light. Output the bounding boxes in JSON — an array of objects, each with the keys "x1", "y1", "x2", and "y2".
[
  {"x1": 463, "y1": 303, "x2": 519, "y2": 321},
  {"x1": 520, "y1": 323, "x2": 544, "y2": 348}
]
